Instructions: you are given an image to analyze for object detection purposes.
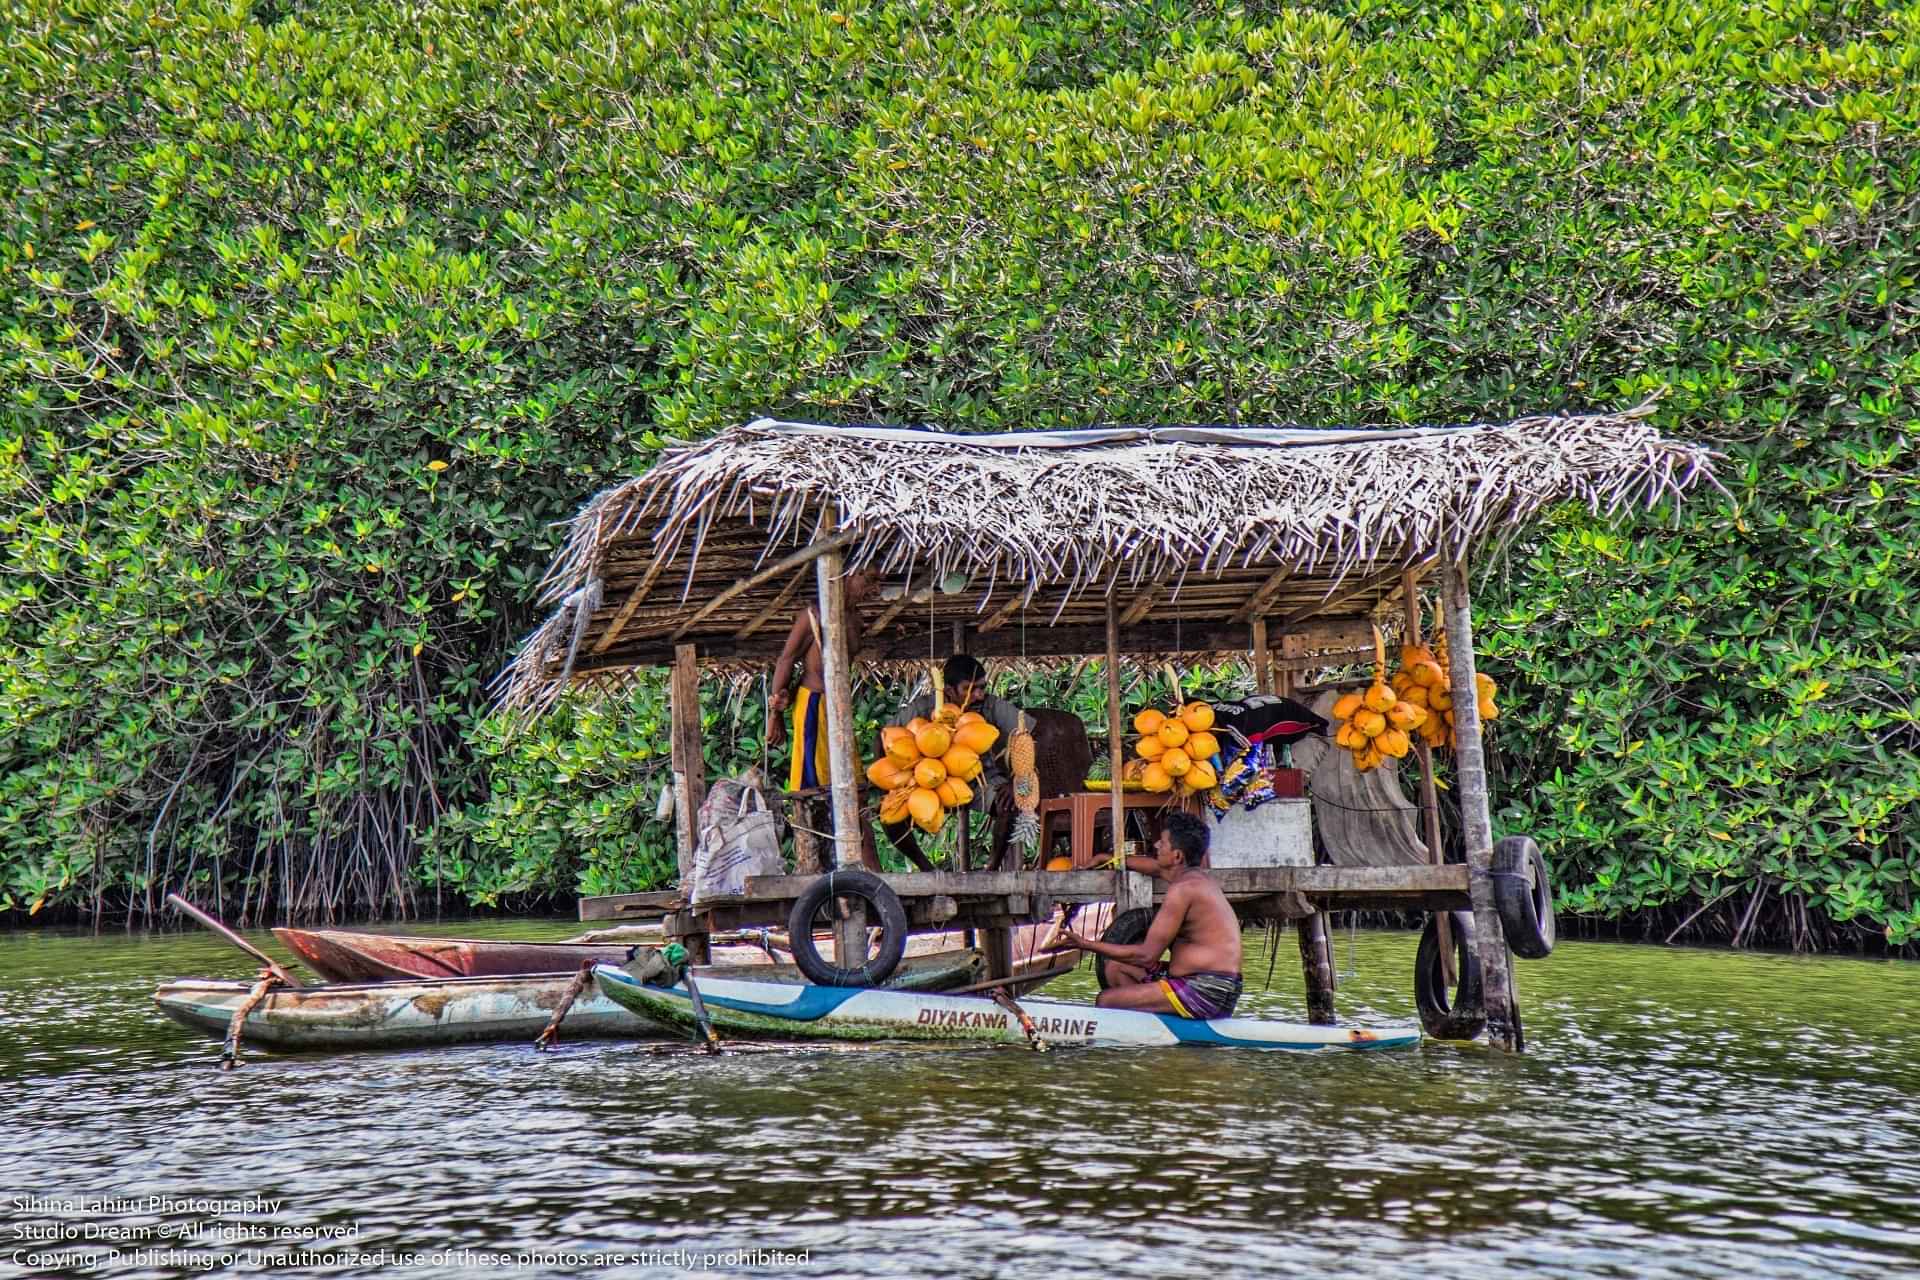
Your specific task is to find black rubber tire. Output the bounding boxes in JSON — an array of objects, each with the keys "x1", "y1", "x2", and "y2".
[
  {"x1": 1492, "y1": 835, "x2": 1556, "y2": 959},
  {"x1": 1414, "y1": 911, "x2": 1487, "y2": 1041},
  {"x1": 785, "y1": 869, "x2": 909, "y2": 988},
  {"x1": 1093, "y1": 907, "x2": 1155, "y2": 991}
]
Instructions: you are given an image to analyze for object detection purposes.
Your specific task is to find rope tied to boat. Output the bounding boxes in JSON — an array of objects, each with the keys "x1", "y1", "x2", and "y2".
[
  {"x1": 220, "y1": 968, "x2": 284, "y2": 1070},
  {"x1": 534, "y1": 959, "x2": 600, "y2": 1051}
]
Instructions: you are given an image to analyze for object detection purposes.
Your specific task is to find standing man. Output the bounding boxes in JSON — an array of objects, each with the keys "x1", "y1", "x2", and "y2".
[
  {"x1": 766, "y1": 567, "x2": 879, "y2": 793},
  {"x1": 1047, "y1": 811, "x2": 1244, "y2": 1018},
  {"x1": 882, "y1": 654, "x2": 1024, "y2": 870}
]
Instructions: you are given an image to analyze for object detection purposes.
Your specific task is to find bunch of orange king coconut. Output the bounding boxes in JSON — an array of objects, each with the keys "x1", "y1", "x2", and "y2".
[
  {"x1": 865, "y1": 696, "x2": 1000, "y2": 834},
  {"x1": 1129, "y1": 701, "x2": 1222, "y2": 795},
  {"x1": 1333, "y1": 625, "x2": 1498, "y2": 771}
]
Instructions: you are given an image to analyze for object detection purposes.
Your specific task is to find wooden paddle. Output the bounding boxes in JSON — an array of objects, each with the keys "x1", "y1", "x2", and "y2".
[{"x1": 166, "y1": 893, "x2": 306, "y2": 989}]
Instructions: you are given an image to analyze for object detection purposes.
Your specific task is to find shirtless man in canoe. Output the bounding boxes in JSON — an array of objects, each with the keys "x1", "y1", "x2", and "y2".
[{"x1": 1047, "y1": 811, "x2": 1244, "y2": 1019}]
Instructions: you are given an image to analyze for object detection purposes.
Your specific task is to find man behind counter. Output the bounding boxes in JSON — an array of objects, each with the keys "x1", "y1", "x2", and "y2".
[{"x1": 882, "y1": 655, "x2": 1024, "y2": 870}]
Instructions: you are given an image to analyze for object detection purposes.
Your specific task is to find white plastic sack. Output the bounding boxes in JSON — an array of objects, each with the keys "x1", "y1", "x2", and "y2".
[{"x1": 688, "y1": 771, "x2": 785, "y2": 907}]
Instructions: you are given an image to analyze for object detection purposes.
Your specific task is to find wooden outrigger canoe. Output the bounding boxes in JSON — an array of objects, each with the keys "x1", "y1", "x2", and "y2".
[
  {"x1": 154, "y1": 972, "x2": 648, "y2": 1052},
  {"x1": 593, "y1": 966, "x2": 1422, "y2": 1052},
  {"x1": 153, "y1": 950, "x2": 990, "y2": 1053}
]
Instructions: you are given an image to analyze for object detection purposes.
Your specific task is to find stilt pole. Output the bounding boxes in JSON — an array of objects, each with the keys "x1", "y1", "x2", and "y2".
[
  {"x1": 1261, "y1": 623, "x2": 1336, "y2": 1023},
  {"x1": 1106, "y1": 594, "x2": 1146, "y2": 916},
  {"x1": 1403, "y1": 569, "x2": 1455, "y2": 988},
  {"x1": 1441, "y1": 555, "x2": 1521, "y2": 1051},
  {"x1": 670, "y1": 643, "x2": 710, "y2": 964},
  {"x1": 817, "y1": 545, "x2": 869, "y2": 964}
]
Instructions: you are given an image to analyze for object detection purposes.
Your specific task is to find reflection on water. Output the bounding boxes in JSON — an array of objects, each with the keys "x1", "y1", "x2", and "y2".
[{"x1": 2, "y1": 918, "x2": 1918, "y2": 1278}]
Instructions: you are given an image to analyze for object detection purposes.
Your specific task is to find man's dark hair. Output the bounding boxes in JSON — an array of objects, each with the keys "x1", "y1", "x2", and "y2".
[
  {"x1": 1162, "y1": 811, "x2": 1210, "y2": 866},
  {"x1": 943, "y1": 654, "x2": 987, "y2": 688}
]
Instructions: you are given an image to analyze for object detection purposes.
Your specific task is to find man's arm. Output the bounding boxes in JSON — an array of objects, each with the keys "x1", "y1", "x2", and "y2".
[
  {"x1": 765, "y1": 613, "x2": 812, "y2": 742},
  {"x1": 1056, "y1": 885, "x2": 1191, "y2": 969}
]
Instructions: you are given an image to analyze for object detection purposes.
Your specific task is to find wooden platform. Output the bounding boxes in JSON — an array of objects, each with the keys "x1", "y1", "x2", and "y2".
[{"x1": 578, "y1": 864, "x2": 1469, "y2": 933}]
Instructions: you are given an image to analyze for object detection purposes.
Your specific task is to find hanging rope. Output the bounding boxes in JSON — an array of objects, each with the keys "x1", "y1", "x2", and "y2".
[
  {"x1": 534, "y1": 959, "x2": 599, "y2": 1051},
  {"x1": 219, "y1": 968, "x2": 284, "y2": 1070}
]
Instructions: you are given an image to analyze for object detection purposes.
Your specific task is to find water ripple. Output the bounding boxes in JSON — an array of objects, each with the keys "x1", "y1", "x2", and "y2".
[{"x1": 2, "y1": 921, "x2": 1917, "y2": 1277}]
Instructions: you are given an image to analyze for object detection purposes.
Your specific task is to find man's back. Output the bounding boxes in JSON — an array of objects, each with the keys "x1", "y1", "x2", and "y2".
[{"x1": 1165, "y1": 872, "x2": 1243, "y2": 978}]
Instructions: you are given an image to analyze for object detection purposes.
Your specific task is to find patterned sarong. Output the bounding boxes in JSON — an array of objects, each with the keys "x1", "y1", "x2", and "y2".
[{"x1": 1148, "y1": 964, "x2": 1244, "y2": 1020}]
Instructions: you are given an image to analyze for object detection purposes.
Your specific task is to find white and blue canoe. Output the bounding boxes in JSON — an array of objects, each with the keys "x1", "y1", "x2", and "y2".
[{"x1": 594, "y1": 964, "x2": 1419, "y2": 1051}]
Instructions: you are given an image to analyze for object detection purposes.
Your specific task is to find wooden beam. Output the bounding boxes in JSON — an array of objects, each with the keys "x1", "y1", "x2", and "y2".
[
  {"x1": 1251, "y1": 618, "x2": 1272, "y2": 695},
  {"x1": 975, "y1": 589, "x2": 1030, "y2": 635},
  {"x1": 1231, "y1": 565, "x2": 1295, "y2": 623},
  {"x1": 743, "y1": 863, "x2": 1469, "y2": 900},
  {"x1": 573, "y1": 616, "x2": 1386, "y2": 672},
  {"x1": 1274, "y1": 568, "x2": 1402, "y2": 631},
  {"x1": 591, "y1": 555, "x2": 674, "y2": 655},
  {"x1": 1444, "y1": 554, "x2": 1520, "y2": 1052},
  {"x1": 738, "y1": 567, "x2": 807, "y2": 639},
  {"x1": 669, "y1": 643, "x2": 705, "y2": 880},
  {"x1": 865, "y1": 585, "x2": 924, "y2": 638},
  {"x1": 1120, "y1": 577, "x2": 1170, "y2": 627},
  {"x1": 575, "y1": 890, "x2": 682, "y2": 922},
  {"x1": 670, "y1": 530, "x2": 856, "y2": 642}
]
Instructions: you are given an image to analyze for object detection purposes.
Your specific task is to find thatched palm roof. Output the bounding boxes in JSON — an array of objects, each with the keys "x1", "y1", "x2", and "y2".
[{"x1": 497, "y1": 407, "x2": 1714, "y2": 709}]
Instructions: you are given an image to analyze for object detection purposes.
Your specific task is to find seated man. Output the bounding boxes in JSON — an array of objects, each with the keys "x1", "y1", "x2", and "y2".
[
  {"x1": 882, "y1": 654, "x2": 1024, "y2": 870},
  {"x1": 1048, "y1": 811, "x2": 1244, "y2": 1018}
]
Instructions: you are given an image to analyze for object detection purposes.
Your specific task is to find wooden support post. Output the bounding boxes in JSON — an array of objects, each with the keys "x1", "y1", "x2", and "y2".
[
  {"x1": 1296, "y1": 913, "x2": 1337, "y2": 1025},
  {"x1": 791, "y1": 795, "x2": 827, "y2": 877},
  {"x1": 1442, "y1": 556, "x2": 1521, "y2": 1051},
  {"x1": 816, "y1": 547, "x2": 864, "y2": 871},
  {"x1": 1404, "y1": 569, "x2": 1455, "y2": 987},
  {"x1": 670, "y1": 644, "x2": 705, "y2": 880},
  {"x1": 984, "y1": 925, "x2": 1014, "y2": 981},
  {"x1": 1106, "y1": 593, "x2": 1143, "y2": 915},
  {"x1": 670, "y1": 643, "x2": 711, "y2": 965},
  {"x1": 1263, "y1": 618, "x2": 1332, "y2": 1011},
  {"x1": 817, "y1": 546, "x2": 868, "y2": 962},
  {"x1": 1251, "y1": 618, "x2": 1271, "y2": 696}
]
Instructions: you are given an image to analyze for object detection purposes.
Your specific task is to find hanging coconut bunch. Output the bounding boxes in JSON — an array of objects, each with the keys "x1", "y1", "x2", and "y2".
[
  {"x1": 1395, "y1": 629, "x2": 1498, "y2": 749},
  {"x1": 1128, "y1": 701, "x2": 1222, "y2": 796},
  {"x1": 866, "y1": 669, "x2": 999, "y2": 833},
  {"x1": 1331, "y1": 625, "x2": 1426, "y2": 772}
]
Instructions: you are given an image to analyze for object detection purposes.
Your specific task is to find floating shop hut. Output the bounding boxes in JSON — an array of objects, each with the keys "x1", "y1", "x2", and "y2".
[{"x1": 499, "y1": 410, "x2": 1714, "y2": 1051}]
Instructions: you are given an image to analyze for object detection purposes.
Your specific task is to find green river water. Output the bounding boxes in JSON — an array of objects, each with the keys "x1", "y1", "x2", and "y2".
[{"x1": 2, "y1": 919, "x2": 1917, "y2": 1278}]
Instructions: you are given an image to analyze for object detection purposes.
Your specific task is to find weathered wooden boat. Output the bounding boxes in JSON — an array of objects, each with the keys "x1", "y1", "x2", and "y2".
[
  {"x1": 592, "y1": 966, "x2": 1422, "y2": 1051},
  {"x1": 154, "y1": 972, "x2": 648, "y2": 1051},
  {"x1": 276, "y1": 913, "x2": 1099, "y2": 984},
  {"x1": 270, "y1": 928, "x2": 772, "y2": 983},
  {"x1": 153, "y1": 950, "x2": 989, "y2": 1053}
]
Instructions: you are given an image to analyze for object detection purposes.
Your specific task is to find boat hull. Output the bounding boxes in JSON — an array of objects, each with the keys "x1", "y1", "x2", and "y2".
[
  {"x1": 154, "y1": 973, "x2": 650, "y2": 1051},
  {"x1": 593, "y1": 966, "x2": 1421, "y2": 1051}
]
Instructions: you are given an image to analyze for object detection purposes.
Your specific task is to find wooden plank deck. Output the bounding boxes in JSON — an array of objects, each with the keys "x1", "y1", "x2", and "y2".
[{"x1": 577, "y1": 864, "x2": 1468, "y2": 927}]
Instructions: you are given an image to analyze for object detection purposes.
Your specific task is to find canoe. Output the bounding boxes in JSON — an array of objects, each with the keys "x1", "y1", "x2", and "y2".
[
  {"x1": 153, "y1": 950, "x2": 989, "y2": 1053},
  {"x1": 593, "y1": 966, "x2": 1422, "y2": 1051},
  {"x1": 154, "y1": 972, "x2": 650, "y2": 1051},
  {"x1": 275, "y1": 909, "x2": 1105, "y2": 984}
]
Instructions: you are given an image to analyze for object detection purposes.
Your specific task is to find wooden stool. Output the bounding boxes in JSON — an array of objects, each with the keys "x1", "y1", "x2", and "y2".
[{"x1": 1037, "y1": 791, "x2": 1193, "y2": 867}]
